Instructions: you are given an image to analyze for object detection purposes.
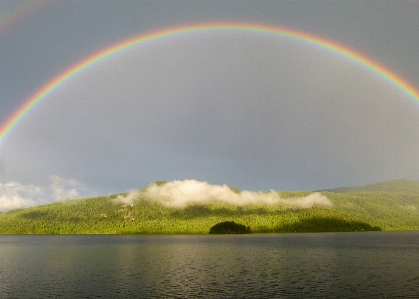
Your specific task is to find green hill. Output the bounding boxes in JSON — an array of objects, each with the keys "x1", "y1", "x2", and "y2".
[
  {"x1": 321, "y1": 179, "x2": 419, "y2": 230},
  {"x1": 0, "y1": 180, "x2": 418, "y2": 234},
  {"x1": 320, "y1": 179, "x2": 419, "y2": 193}
]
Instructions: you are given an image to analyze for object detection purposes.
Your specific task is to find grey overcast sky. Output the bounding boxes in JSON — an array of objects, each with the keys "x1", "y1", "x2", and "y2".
[{"x1": 1, "y1": 0, "x2": 419, "y2": 210}]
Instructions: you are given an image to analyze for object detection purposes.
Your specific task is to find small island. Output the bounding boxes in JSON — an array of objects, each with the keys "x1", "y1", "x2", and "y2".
[{"x1": 209, "y1": 221, "x2": 251, "y2": 234}]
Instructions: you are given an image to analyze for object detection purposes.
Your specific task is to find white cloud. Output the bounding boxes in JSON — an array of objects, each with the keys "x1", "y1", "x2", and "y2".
[
  {"x1": 117, "y1": 179, "x2": 332, "y2": 209},
  {"x1": 0, "y1": 176, "x2": 96, "y2": 211},
  {"x1": 50, "y1": 175, "x2": 83, "y2": 201},
  {"x1": 1, "y1": 178, "x2": 331, "y2": 212},
  {"x1": 115, "y1": 191, "x2": 139, "y2": 205},
  {"x1": 0, "y1": 181, "x2": 44, "y2": 210}
]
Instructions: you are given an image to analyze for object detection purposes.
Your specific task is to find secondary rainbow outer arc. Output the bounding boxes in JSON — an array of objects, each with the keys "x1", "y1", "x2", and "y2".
[
  {"x1": 1, "y1": 22, "x2": 419, "y2": 147},
  {"x1": 0, "y1": 1, "x2": 43, "y2": 34}
]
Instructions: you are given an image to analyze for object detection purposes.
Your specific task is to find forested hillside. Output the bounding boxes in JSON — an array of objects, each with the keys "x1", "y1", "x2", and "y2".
[
  {"x1": 0, "y1": 180, "x2": 417, "y2": 234},
  {"x1": 322, "y1": 180, "x2": 419, "y2": 230}
]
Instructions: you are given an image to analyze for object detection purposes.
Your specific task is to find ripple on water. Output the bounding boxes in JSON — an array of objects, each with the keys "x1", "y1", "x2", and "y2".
[{"x1": 0, "y1": 232, "x2": 418, "y2": 298}]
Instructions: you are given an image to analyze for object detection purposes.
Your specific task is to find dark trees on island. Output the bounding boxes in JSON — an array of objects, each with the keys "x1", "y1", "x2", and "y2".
[{"x1": 209, "y1": 221, "x2": 251, "y2": 234}]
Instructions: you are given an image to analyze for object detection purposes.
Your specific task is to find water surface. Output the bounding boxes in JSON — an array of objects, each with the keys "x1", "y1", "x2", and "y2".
[{"x1": 1, "y1": 232, "x2": 418, "y2": 298}]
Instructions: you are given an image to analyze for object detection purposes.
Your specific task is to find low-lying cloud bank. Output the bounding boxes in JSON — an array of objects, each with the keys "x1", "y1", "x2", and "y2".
[
  {"x1": 50, "y1": 175, "x2": 84, "y2": 202},
  {"x1": 1, "y1": 178, "x2": 332, "y2": 211},
  {"x1": 0, "y1": 181, "x2": 43, "y2": 211},
  {"x1": 0, "y1": 176, "x2": 95, "y2": 211},
  {"x1": 116, "y1": 179, "x2": 332, "y2": 209}
]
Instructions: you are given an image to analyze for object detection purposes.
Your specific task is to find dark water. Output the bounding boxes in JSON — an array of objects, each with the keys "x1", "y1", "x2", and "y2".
[{"x1": 0, "y1": 232, "x2": 418, "y2": 298}]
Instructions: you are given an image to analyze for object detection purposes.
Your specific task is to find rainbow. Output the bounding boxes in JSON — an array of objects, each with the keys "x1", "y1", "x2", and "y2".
[
  {"x1": 1, "y1": 22, "x2": 419, "y2": 146},
  {"x1": 0, "y1": 1, "x2": 45, "y2": 34}
]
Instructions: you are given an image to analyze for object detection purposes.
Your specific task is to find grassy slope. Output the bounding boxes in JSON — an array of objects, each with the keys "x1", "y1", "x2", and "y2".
[
  {"x1": 322, "y1": 179, "x2": 419, "y2": 230},
  {"x1": 0, "y1": 180, "x2": 418, "y2": 234}
]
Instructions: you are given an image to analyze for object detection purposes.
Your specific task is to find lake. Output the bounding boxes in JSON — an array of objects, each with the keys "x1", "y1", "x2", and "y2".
[{"x1": 0, "y1": 232, "x2": 418, "y2": 298}]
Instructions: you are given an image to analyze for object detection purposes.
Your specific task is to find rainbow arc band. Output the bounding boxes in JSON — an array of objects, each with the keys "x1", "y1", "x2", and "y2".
[{"x1": 1, "y1": 22, "x2": 419, "y2": 146}]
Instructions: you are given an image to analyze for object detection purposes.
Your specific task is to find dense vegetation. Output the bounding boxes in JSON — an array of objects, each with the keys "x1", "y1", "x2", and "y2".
[
  {"x1": 0, "y1": 180, "x2": 417, "y2": 234},
  {"x1": 209, "y1": 221, "x2": 251, "y2": 234},
  {"x1": 321, "y1": 179, "x2": 419, "y2": 230}
]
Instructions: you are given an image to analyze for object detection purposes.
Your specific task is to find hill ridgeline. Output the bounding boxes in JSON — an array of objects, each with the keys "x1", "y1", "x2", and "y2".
[{"x1": 0, "y1": 179, "x2": 418, "y2": 234}]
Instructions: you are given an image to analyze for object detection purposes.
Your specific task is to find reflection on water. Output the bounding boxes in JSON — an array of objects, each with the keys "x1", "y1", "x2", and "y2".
[{"x1": 0, "y1": 232, "x2": 418, "y2": 298}]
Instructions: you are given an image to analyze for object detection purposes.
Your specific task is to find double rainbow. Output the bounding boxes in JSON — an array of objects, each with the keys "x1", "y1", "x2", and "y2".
[{"x1": 1, "y1": 22, "x2": 419, "y2": 146}]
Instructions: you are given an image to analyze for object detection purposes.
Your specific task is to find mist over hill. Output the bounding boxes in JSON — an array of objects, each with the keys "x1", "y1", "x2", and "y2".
[
  {"x1": 116, "y1": 180, "x2": 332, "y2": 208},
  {"x1": 0, "y1": 179, "x2": 418, "y2": 234}
]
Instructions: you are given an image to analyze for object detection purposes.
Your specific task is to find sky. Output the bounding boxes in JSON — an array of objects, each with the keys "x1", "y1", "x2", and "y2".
[{"x1": 1, "y1": 0, "x2": 419, "y2": 210}]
